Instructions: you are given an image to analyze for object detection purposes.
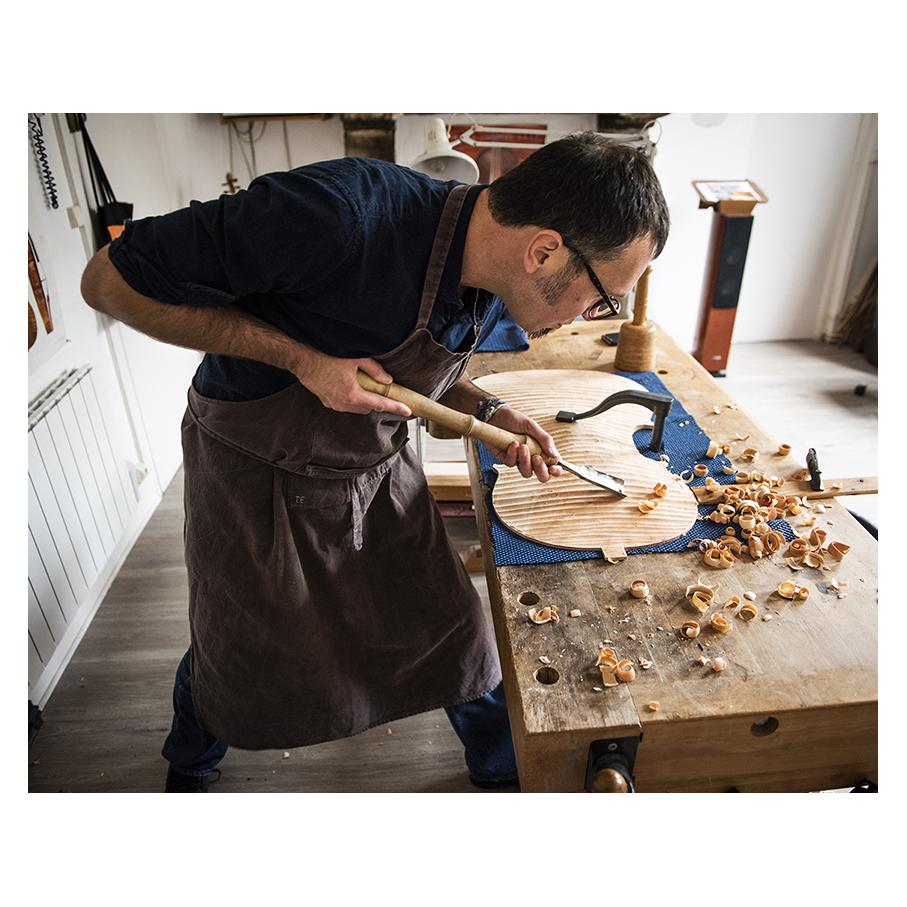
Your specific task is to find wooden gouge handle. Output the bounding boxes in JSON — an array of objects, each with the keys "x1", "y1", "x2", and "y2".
[{"x1": 357, "y1": 371, "x2": 553, "y2": 463}]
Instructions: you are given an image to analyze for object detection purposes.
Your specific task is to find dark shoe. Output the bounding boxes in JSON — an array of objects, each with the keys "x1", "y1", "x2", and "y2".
[
  {"x1": 165, "y1": 766, "x2": 219, "y2": 792},
  {"x1": 469, "y1": 774, "x2": 519, "y2": 791}
]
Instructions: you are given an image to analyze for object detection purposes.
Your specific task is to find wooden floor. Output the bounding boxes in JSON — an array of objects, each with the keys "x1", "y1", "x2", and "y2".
[{"x1": 28, "y1": 340, "x2": 878, "y2": 793}]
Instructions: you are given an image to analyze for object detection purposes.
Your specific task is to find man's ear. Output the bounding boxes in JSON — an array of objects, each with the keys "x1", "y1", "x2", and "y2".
[{"x1": 524, "y1": 229, "x2": 566, "y2": 274}]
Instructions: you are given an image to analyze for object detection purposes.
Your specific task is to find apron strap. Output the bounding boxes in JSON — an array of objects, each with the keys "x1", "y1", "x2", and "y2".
[{"x1": 413, "y1": 184, "x2": 470, "y2": 331}]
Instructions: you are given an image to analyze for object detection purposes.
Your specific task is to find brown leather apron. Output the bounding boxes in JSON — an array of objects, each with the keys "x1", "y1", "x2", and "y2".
[{"x1": 180, "y1": 185, "x2": 501, "y2": 749}]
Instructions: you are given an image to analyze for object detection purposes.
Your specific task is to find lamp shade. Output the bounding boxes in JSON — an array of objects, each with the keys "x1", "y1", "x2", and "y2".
[{"x1": 409, "y1": 117, "x2": 480, "y2": 184}]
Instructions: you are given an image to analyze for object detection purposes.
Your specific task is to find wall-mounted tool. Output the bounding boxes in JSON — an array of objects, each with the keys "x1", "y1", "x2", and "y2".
[
  {"x1": 614, "y1": 266, "x2": 656, "y2": 372},
  {"x1": 357, "y1": 372, "x2": 627, "y2": 495}
]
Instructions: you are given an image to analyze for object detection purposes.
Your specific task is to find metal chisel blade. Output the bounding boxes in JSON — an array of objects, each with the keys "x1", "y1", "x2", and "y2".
[{"x1": 557, "y1": 459, "x2": 626, "y2": 496}]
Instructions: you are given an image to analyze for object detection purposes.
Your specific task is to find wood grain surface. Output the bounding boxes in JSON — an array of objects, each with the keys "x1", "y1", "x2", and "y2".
[
  {"x1": 464, "y1": 321, "x2": 878, "y2": 792},
  {"x1": 475, "y1": 370, "x2": 698, "y2": 557}
]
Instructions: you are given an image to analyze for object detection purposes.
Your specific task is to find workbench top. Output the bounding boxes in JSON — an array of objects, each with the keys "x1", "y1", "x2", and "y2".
[{"x1": 464, "y1": 321, "x2": 878, "y2": 792}]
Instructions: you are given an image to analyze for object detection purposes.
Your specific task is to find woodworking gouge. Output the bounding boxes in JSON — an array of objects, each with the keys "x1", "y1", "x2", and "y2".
[{"x1": 357, "y1": 372, "x2": 627, "y2": 495}]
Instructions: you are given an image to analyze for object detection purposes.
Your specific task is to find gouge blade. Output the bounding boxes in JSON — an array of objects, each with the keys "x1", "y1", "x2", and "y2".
[{"x1": 557, "y1": 458, "x2": 626, "y2": 496}]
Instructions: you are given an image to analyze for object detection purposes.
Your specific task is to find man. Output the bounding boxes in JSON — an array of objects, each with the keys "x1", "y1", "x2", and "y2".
[{"x1": 81, "y1": 130, "x2": 670, "y2": 792}]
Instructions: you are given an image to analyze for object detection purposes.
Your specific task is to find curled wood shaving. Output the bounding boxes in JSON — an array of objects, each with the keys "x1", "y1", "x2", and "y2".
[
  {"x1": 647, "y1": 701, "x2": 660, "y2": 711},
  {"x1": 778, "y1": 443, "x2": 792, "y2": 456},
  {"x1": 693, "y1": 464, "x2": 709, "y2": 477},
  {"x1": 653, "y1": 482, "x2": 668, "y2": 498},
  {"x1": 638, "y1": 498, "x2": 660, "y2": 513},
  {"x1": 778, "y1": 580, "x2": 810, "y2": 600},
  {"x1": 826, "y1": 541, "x2": 851, "y2": 560},
  {"x1": 712, "y1": 657, "x2": 727, "y2": 672},
  {"x1": 709, "y1": 613, "x2": 732, "y2": 633},
  {"x1": 615, "y1": 660, "x2": 636, "y2": 683},
  {"x1": 597, "y1": 646, "x2": 617, "y2": 666},
  {"x1": 630, "y1": 579, "x2": 650, "y2": 598},
  {"x1": 705, "y1": 440, "x2": 720, "y2": 458},
  {"x1": 738, "y1": 602, "x2": 758, "y2": 621},
  {"x1": 680, "y1": 620, "x2": 701, "y2": 638},
  {"x1": 528, "y1": 606, "x2": 559, "y2": 624}
]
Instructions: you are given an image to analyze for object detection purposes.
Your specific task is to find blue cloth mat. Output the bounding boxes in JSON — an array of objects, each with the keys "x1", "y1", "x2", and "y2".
[
  {"x1": 478, "y1": 370, "x2": 795, "y2": 565},
  {"x1": 476, "y1": 310, "x2": 529, "y2": 353}
]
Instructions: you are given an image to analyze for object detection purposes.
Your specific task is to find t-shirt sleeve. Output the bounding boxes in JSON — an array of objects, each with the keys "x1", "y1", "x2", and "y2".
[{"x1": 107, "y1": 169, "x2": 358, "y2": 308}]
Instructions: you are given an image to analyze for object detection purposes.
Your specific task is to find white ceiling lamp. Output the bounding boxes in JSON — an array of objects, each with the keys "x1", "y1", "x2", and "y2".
[{"x1": 409, "y1": 117, "x2": 480, "y2": 184}]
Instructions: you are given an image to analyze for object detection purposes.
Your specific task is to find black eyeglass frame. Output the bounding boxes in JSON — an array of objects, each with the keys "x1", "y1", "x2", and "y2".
[{"x1": 562, "y1": 243, "x2": 622, "y2": 319}]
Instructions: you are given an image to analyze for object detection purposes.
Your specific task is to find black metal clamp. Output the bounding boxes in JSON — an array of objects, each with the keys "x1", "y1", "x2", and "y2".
[{"x1": 556, "y1": 389, "x2": 673, "y2": 452}]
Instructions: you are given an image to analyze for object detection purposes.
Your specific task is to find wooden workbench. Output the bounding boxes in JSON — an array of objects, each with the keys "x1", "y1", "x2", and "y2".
[{"x1": 464, "y1": 321, "x2": 878, "y2": 792}]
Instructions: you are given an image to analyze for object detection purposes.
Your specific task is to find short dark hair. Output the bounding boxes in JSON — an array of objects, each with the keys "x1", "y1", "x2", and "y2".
[{"x1": 486, "y1": 131, "x2": 670, "y2": 263}]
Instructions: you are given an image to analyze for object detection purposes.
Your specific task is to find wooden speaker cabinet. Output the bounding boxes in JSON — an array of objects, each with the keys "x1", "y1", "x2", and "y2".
[{"x1": 691, "y1": 180, "x2": 768, "y2": 376}]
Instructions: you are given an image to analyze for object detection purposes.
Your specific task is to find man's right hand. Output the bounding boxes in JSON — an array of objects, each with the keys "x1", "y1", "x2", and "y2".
[{"x1": 292, "y1": 352, "x2": 411, "y2": 417}]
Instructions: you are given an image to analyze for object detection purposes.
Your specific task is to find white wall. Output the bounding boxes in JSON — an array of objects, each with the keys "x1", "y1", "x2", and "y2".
[{"x1": 652, "y1": 112, "x2": 871, "y2": 351}]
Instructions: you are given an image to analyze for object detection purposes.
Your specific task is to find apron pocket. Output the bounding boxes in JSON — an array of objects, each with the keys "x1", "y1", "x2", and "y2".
[{"x1": 285, "y1": 460, "x2": 392, "y2": 552}]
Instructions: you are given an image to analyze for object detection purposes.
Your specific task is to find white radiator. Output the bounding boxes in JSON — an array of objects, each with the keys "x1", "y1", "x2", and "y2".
[{"x1": 28, "y1": 366, "x2": 139, "y2": 694}]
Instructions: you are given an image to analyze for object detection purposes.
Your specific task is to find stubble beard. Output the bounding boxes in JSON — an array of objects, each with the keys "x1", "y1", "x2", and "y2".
[{"x1": 524, "y1": 264, "x2": 580, "y2": 341}]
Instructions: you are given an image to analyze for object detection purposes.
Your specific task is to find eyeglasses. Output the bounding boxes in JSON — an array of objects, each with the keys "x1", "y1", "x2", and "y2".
[{"x1": 563, "y1": 243, "x2": 622, "y2": 319}]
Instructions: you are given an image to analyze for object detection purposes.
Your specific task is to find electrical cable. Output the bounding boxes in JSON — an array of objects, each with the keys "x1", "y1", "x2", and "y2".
[{"x1": 29, "y1": 114, "x2": 59, "y2": 209}]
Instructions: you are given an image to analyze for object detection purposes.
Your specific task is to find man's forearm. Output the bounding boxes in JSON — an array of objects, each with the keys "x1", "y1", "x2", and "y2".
[
  {"x1": 438, "y1": 374, "x2": 498, "y2": 417},
  {"x1": 79, "y1": 246, "x2": 410, "y2": 417},
  {"x1": 81, "y1": 246, "x2": 309, "y2": 374}
]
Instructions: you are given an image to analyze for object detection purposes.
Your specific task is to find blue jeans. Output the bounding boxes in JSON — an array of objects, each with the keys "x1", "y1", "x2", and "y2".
[{"x1": 162, "y1": 647, "x2": 518, "y2": 784}]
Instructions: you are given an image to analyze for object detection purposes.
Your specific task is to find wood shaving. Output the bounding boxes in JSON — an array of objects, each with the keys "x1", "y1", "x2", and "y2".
[
  {"x1": 630, "y1": 579, "x2": 650, "y2": 598},
  {"x1": 709, "y1": 613, "x2": 732, "y2": 633},
  {"x1": 615, "y1": 660, "x2": 636, "y2": 683},
  {"x1": 680, "y1": 620, "x2": 701, "y2": 638},
  {"x1": 528, "y1": 606, "x2": 559, "y2": 624}
]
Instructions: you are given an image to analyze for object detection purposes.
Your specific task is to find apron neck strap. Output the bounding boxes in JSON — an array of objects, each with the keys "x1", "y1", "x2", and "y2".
[{"x1": 414, "y1": 184, "x2": 470, "y2": 330}]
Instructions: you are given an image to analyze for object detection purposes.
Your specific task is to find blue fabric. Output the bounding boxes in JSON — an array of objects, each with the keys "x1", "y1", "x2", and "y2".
[
  {"x1": 477, "y1": 309, "x2": 529, "y2": 352},
  {"x1": 163, "y1": 647, "x2": 518, "y2": 784},
  {"x1": 444, "y1": 682, "x2": 518, "y2": 784},
  {"x1": 109, "y1": 159, "x2": 503, "y2": 401},
  {"x1": 478, "y1": 370, "x2": 795, "y2": 566},
  {"x1": 161, "y1": 648, "x2": 228, "y2": 776}
]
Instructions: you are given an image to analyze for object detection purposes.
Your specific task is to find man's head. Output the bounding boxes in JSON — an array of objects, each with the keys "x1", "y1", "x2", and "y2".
[
  {"x1": 482, "y1": 132, "x2": 670, "y2": 339},
  {"x1": 486, "y1": 131, "x2": 670, "y2": 265}
]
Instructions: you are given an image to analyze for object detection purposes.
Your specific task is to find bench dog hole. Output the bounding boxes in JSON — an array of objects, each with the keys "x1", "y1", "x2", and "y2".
[
  {"x1": 750, "y1": 716, "x2": 780, "y2": 737},
  {"x1": 518, "y1": 591, "x2": 540, "y2": 606},
  {"x1": 535, "y1": 665, "x2": 560, "y2": 685}
]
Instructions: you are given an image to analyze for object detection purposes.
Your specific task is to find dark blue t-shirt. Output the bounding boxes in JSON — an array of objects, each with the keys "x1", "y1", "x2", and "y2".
[{"x1": 108, "y1": 157, "x2": 505, "y2": 400}]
